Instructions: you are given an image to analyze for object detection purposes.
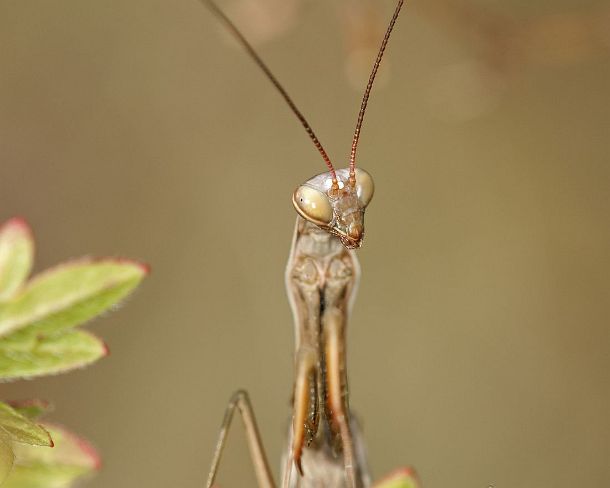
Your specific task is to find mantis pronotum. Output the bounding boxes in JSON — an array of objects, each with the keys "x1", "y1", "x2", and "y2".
[{"x1": 202, "y1": 1, "x2": 417, "y2": 487}]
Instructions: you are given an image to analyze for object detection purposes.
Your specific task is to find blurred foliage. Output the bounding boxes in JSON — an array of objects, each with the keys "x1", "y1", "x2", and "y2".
[
  {"x1": 0, "y1": 218, "x2": 147, "y2": 487},
  {"x1": 375, "y1": 468, "x2": 420, "y2": 488}
]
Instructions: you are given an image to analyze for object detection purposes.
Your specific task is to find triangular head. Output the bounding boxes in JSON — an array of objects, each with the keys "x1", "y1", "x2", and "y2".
[{"x1": 292, "y1": 168, "x2": 374, "y2": 250}]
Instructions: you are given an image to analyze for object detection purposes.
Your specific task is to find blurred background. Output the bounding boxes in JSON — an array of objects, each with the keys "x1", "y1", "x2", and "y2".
[{"x1": 1, "y1": 0, "x2": 609, "y2": 486}]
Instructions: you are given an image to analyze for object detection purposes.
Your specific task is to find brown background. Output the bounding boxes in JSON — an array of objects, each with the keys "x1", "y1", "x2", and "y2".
[{"x1": 1, "y1": 1, "x2": 609, "y2": 487}]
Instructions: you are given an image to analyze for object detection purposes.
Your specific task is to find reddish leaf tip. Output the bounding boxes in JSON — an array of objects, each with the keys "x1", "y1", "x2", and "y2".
[
  {"x1": 130, "y1": 260, "x2": 151, "y2": 275},
  {"x1": 104, "y1": 257, "x2": 151, "y2": 275},
  {"x1": 8, "y1": 399, "x2": 51, "y2": 409},
  {"x1": 2, "y1": 216, "x2": 32, "y2": 234},
  {"x1": 102, "y1": 342, "x2": 111, "y2": 356},
  {"x1": 377, "y1": 467, "x2": 420, "y2": 485},
  {"x1": 75, "y1": 436, "x2": 102, "y2": 470},
  {"x1": 45, "y1": 424, "x2": 102, "y2": 470}
]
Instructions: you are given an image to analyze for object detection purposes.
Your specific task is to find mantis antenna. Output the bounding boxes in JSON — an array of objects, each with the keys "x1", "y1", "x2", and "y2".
[
  {"x1": 199, "y1": 0, "x2": 338, "y2": 186},
  {"x1": 348, "y1": 0, "x2": 404, "y2": 185},
  {"x1": 199, "y1": 0, "x2": 404, "y2": 190}
]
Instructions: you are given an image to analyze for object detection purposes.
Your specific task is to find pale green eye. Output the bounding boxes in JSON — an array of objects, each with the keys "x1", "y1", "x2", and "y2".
[
  {"x1": 355, "y1": 168, "x2": 374, "y2": 207},
  {"x1": 293, "y1": 186, "x2": 333, "y2": 225}
]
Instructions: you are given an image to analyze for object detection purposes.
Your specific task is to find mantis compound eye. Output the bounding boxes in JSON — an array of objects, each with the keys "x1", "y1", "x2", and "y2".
[
  {"x1": 354, "y1": 168, "x2": 374, "y2": 208},
  {"x1": 293, "y1": 185, "x2": 333, "y2": 226}
]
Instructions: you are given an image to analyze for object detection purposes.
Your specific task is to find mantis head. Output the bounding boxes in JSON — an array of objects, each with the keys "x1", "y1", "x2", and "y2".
[{"x1": 292, "y1": 168, "x2": 374, "y2": 249}]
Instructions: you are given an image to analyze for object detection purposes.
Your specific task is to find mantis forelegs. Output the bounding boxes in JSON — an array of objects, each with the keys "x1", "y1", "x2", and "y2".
[{"x1": 205, "y1": 389, "x2": 420, "y2": 488}]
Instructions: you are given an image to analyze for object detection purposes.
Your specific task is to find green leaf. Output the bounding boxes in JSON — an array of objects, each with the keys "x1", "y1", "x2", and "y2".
[
  {"x1": 0, "y1": 403, "x2": 51, "y2": 447},
  {"x1": 1, "y1": 464, "x2": 87, "y2": 488},
  {"x1": 0, "y1": 435, "x2": 15, "y2": 485},
  {"x1": 0, "y1": 330, "x2": 107, "y2": 381},
  {"x1": 3, "y1": 424, "x2": 99, "y2": 488},
  {"x1": 8, "y1": 401, "x2": 52, "y2": 422},
  {"x1": 0, "y1": 219, "x2": 34, "y2": 302},
  {"x1": 0, "y1": 258, "x2": 147, "y2": 338},
  {"x1": 374, "y1": 468, "x2": 420, "y2": 488}
]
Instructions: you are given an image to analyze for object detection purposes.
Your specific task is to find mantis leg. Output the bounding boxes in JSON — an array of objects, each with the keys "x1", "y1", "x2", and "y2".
[
  {"x1": 324, "y1": 307, "x2": 357, "y2": 488},
  {"x1": 206, "y1": 390, "x2": 276, "y2": 488}
]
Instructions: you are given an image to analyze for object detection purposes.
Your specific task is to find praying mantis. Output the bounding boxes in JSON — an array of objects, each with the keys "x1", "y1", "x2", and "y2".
[{"x1": 201, "y1": 1, "x2": 418, "y2": 486}]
